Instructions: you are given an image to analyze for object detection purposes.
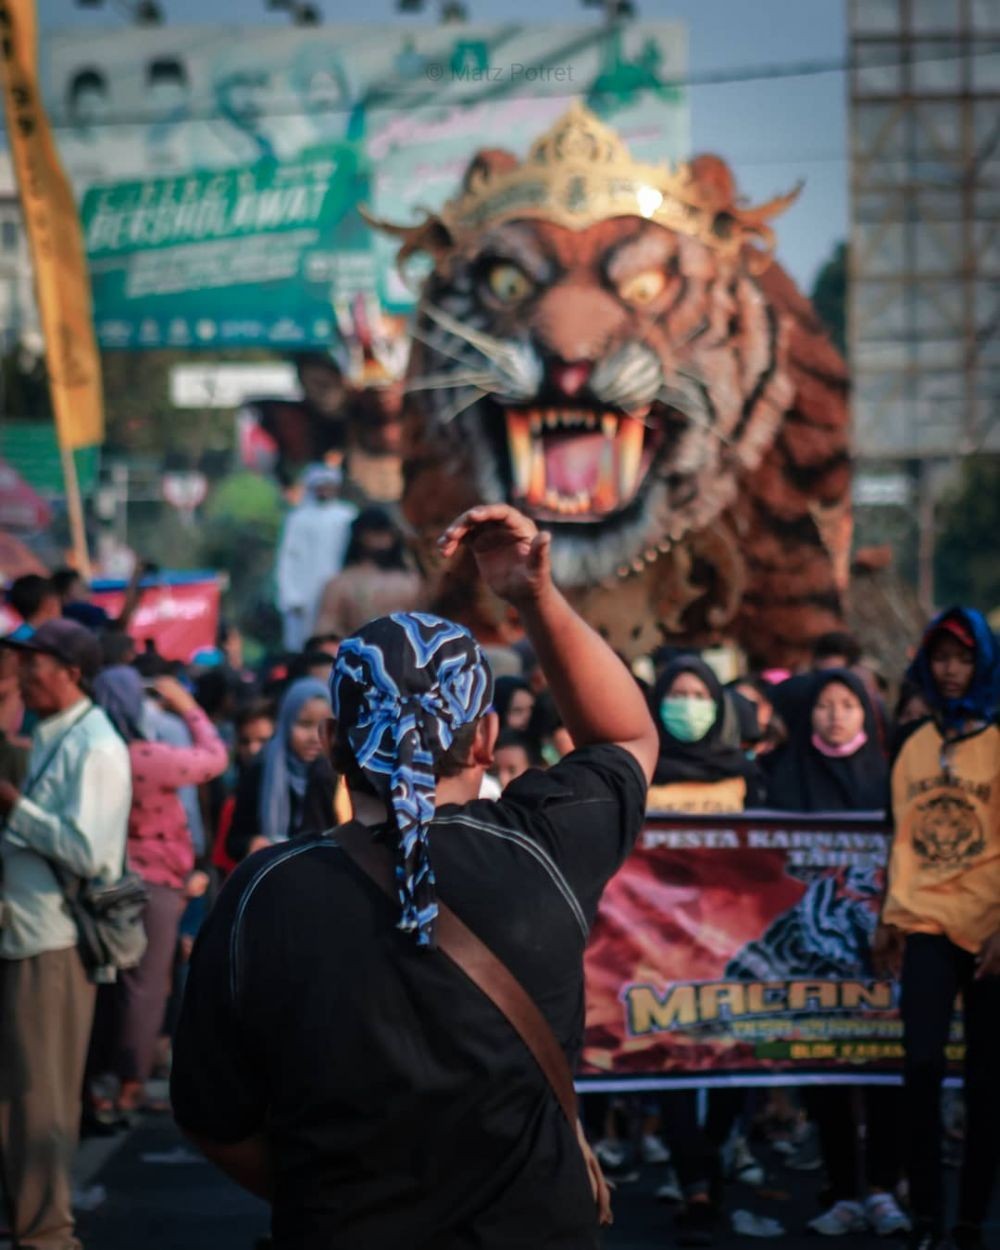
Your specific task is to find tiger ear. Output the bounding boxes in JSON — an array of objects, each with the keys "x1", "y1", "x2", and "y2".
[
  {"x1": 461, "y1": 147, "x2": 520, "y2": 188},
  {"x1": 688, "y1": 151, "x2": 801, "y2": 273},
  {"x1": 359, "y1": 207, "x2": 456, "y2": 269},
  {"x1": 359, "y1": 148, "x2": 518, "y2": 273}
]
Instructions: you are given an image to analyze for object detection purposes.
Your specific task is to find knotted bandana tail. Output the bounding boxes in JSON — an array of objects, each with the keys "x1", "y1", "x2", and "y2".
[{"x1": 331, "y1": 613, "x2": 493, "y2": 946}]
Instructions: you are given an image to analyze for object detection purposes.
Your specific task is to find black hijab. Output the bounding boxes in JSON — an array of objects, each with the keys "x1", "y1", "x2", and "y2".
[
  {"x1": 764, "y1": 669, "x2": 887, "y2": 813},
  {"x1": 493, "y1": 675, "x2": 533, "y2": 728},
  {"x1": 650, "y1": 656, "x2": 759, "y2": 786}
]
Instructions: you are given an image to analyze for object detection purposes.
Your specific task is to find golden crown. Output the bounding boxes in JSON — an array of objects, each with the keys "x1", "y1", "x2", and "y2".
[{"x1": 367, "y1": 102, "x2": 799, "y2": 265}]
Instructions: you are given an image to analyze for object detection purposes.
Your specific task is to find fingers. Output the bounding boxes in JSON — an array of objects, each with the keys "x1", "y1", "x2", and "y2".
[
  {"x1": 528, "y1": 530, "x2": 552, "y2": 574},
  {"x1": 438, "y1": 504, "x2": 537, "y2": 557}
]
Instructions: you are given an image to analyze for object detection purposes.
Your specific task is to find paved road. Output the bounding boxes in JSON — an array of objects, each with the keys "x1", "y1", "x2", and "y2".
[{"x1": 64, "y1": 1113, "x2": 985, "y2": 1250}]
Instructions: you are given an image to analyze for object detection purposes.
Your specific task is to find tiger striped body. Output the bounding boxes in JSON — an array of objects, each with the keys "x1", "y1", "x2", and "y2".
[{"x1": 396, "y1": 152, "x2": 850, "y2": 666}]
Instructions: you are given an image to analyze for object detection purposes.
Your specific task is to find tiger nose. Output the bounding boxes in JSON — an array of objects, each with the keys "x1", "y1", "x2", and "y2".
[{"x1": 549, "y1": 360, "x2": 592, "y2": 398}]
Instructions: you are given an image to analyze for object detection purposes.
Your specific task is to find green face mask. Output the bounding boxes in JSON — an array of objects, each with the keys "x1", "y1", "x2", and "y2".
[{"x1": 660, "y1": 695, "x2": 717, "y2": 743}]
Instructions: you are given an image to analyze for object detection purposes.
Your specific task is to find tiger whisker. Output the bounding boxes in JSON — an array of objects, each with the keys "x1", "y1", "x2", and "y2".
[
  {"x1": 408, "y1": 323, "x2": 483, "y2": 373},
  {"x1": 405, "y1": 372, "x2": 497, "y2": 394},
  {"x1": 439, "y1": 387, "x2": 490, "y2": 425},
  {"x1": 422, "y1": 303, "x2": 525, "y2": 379},
  {"x1": 655, "y1": 386, "x2": 734, "y2": 447},
  {"x1": 675, "y1": 366, "x2": 711, "y2": 390}
]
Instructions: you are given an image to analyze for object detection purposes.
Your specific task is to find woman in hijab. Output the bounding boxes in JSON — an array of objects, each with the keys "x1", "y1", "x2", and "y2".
[
  {"x1": 92, "y1": 666, "x2": 228, "y2": 1114},
  {"x1": 648, "y1": 655, "x2": 763, "y2": 813},
  {"x1": 759, "y1": 670, "x2": 907, "y2": 1237},
  {"x1": 226, "y1": 677, "x2": 332, "y2": 861},
  {"x1": 493, "y1": 675, "x2": 536, "y2": 733},
  {"x1": 729, "y1": 674, "x2": 787, "y2": 758},
  {"x1": 765, "y1": 668, "x2": 887, "y2": 813},
  {"x1": 645, "y1": 657, "x2": 764, "y2": 1241},
  {"x1": 876, "y1": 608, "x2": 1000, "y2": 1250}
]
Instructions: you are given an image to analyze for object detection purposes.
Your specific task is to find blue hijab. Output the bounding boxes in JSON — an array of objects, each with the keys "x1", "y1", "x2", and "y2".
[
  {"x1": 93, "y1": 664, "x2": 146, "y2": 743},
  {"x1": 330, "y1": 613, "x2": 493, "y2": 947},
  {"x1": 259, "y1": 677, "x2": 331, "y2": 844},
  {"x1": 907, "y1": 606, "x2": 1000, "y2": 732}
]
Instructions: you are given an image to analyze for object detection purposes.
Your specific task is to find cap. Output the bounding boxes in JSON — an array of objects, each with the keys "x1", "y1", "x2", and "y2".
[
  {"x1": 0, "y1": 618, "x2": 103, "y2": 682},
  {"x1": 302, "y1": 464, "x2": 343, "y2": 493},
  {"x1": 927, "y1": 615, "x2": 975, "y2": 652}
]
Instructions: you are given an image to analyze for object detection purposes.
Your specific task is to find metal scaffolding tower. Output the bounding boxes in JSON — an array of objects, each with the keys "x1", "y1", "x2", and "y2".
[
  {"x1": 849, "y1": 0, "x2": 999, "y2": 458},
  {"x1": 848, "y1": 0, "x2": 999, "y2": 604}
]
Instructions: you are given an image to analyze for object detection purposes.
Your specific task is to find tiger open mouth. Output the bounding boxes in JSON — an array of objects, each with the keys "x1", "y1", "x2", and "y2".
[{"x1": 502, "y1": 404, "x2": 663, "y2": 522}]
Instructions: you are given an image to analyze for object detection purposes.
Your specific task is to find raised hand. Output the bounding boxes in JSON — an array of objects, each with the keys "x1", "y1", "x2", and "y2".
[
  {"x1": 153, "y1": 676, "x2": 197, "y2": 716},
  {"x1": 438, "y1": 505, "x2": 552, "y2": 607}
]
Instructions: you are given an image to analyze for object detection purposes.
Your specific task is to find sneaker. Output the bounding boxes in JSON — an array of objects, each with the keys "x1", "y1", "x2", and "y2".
[
  {"x1": 865, "y1": 1192, "x2": 911, "y2": 1237},
  {"x1": 603, "y1": 1163, "x2": 640, "y2": 1185},
  {"x1": 640, "y1": 1132, "x2": 671, "y2": 1165},
  {"x1": 808, "y1": 1200, "x2": 867, "y2": 1236},
  {"x1": 786, "y1": 1125, "x2": 823, "y2": 1173},
  {"x1": 728, "y1": 1135, "x2": 765, "y2": 1187},
  {"x1": 732, "y1": 1209, "x2": 786, "y2": 1238},
  {"x1": 655, "y1": 1166, "x2": 684, "y2": 1204},
  {"x1": 593, "y1": 1138, "x2": 626, "y2": 1171}
]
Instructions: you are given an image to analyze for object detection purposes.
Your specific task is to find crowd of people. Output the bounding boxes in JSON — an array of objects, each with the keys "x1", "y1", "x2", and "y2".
[{"x1": 0, "y1": 500, "x2": 997, "y2": 1250}]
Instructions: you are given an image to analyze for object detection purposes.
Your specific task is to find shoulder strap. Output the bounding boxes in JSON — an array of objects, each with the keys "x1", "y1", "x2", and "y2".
[
  {"x1": 14, "y1": 706, "x2": 127, "y2": 889},
  {"x1": 19, "y1": 704, "x2": 96, "y2": 804},
  {"x1": 334, "y1": 821, "x2": 578, "y2": 1129}
]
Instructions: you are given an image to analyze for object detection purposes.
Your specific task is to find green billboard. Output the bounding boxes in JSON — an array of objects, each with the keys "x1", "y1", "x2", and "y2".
[{"x1": 81, "y1": 144, "x2": 372, "y2": 350}]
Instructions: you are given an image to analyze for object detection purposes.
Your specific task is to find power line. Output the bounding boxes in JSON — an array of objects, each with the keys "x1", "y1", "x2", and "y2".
[{"x1": 39, "y1": 38, "x2": 998, "y2": 130}]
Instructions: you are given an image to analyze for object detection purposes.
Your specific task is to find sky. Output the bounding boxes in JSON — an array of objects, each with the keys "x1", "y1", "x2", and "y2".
[{"x1": 35, "y1": 0, "x2": 849, "y2": 292}]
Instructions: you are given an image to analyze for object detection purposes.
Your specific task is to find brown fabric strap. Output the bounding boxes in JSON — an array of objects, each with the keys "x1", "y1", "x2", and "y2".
[{"x1": 333, "y1": 821, "x2": 579, "y2": 1130}]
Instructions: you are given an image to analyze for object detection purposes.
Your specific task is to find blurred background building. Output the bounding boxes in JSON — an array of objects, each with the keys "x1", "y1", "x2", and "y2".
[
  {"x1": 848, "y1": 0, "x2": 1000, "y2": 604},
  {"x1": 0, "y1": 153, "x2": 42, "y2": 354}
]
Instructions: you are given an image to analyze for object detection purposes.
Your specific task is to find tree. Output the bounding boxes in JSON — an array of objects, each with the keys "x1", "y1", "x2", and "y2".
[
  {"x1": 934, "y1": 455, "x2": 1000, "y2": 612},
  {"x1": 101, "y1": 349, "x2": 251, "y2": 458},
  {"x1": 197, "y1": 472, "x2": 285, "y2": 649},
  {"x1": 810, "y1": 241, "x2": 848, "y2": 356}
]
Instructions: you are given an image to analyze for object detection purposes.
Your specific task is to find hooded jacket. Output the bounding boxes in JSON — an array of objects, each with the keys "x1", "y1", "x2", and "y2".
[{"x1": 882, "y1": 607, "x2": 1000, "y2": 953}]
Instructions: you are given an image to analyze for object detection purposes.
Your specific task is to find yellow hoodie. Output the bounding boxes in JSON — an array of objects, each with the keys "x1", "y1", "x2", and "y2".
[{"x1": 883, "y1": 720, "x2": 1000, "y2": 953}]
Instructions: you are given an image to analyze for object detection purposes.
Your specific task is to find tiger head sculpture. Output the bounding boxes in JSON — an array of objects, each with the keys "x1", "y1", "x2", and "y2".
[{"x1": 372, "y1": 104, "x2": 851, "y2": 664}]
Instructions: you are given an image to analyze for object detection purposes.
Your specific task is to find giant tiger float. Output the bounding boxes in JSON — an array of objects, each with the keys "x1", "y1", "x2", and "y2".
[{"x1": 370, "y1": 103, "x2": 851, "y2": 666}]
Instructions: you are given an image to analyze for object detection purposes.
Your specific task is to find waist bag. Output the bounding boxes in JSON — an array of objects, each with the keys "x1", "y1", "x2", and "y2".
[{"x1": 11, "y1": 706, "x2": 149, "y2": 980}]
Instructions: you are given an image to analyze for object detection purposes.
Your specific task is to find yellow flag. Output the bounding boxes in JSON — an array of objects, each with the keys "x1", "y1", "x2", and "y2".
[{"x1": 0, "y1": 0, "x2": 104, "y2": 450}]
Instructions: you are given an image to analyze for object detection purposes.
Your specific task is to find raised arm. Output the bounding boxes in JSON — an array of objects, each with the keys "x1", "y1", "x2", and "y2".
[
  {"x1": 136, "y1": 677, "x2": 229, "y2": 789},
  {"x1": 114, "y1": 560, "x2": 150, "y2": 631},
  {"x1": 439, "y1": 505, "x2": 658, "y2": 782}
]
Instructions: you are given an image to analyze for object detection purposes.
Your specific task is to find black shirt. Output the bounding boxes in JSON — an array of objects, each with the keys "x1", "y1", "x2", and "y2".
[{"x1": 171, "y1": 744, "x2": 646, "y2": 1249}]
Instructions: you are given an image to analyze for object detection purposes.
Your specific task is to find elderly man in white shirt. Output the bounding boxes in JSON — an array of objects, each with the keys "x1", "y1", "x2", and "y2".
[
  {"x1": 275, "y1": 464, "x2": 358, "y2": 652},
  {"x1": 0, "y1": 619, "x2": 131, "y2": 1250}
]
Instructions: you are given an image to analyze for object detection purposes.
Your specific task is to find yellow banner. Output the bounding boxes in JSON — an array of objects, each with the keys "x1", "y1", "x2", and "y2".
[{"x1": 0, "y1": 0, "x2": 103, "y2": 450}]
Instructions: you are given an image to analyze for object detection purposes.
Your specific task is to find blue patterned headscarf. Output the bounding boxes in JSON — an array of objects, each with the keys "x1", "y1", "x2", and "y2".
[{"x1": 330, "y1": 612, "x2": 494, "y2": 947}]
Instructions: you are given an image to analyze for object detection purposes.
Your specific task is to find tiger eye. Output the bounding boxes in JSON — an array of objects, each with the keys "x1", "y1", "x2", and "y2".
[
  {"x1": 617, "y1": 269, "x2": 667, "y2": 306},
  {"x1": 486, "y1": 262, "x2": 534, "y2": 304}
]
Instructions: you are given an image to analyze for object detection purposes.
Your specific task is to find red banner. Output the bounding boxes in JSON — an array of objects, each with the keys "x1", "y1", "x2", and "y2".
[
  {"x1": 580, "y1": 811, "x2": 962, "y2": 1089},
  {"x1": 90, "y1": 573, "x2": 221, "y2": 662}
]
